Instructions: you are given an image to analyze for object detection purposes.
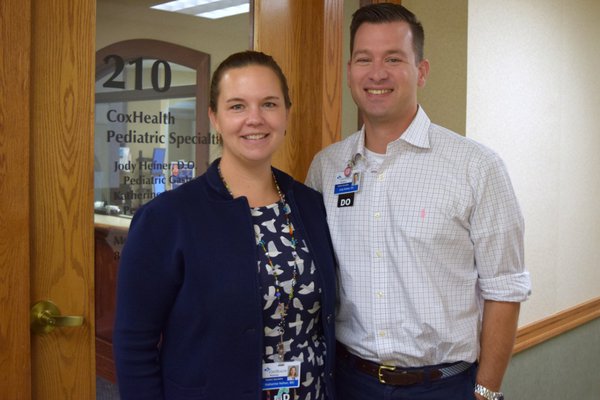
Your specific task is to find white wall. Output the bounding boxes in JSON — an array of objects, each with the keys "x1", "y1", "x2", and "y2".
[{"x1": 467, "y1": 0, "x2": 600, "y2": 324}]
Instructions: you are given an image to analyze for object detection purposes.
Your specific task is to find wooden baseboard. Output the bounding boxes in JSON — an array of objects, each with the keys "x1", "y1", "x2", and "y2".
[{"x1": 514, "y1": 296, "x2": 600, "y2": 354}]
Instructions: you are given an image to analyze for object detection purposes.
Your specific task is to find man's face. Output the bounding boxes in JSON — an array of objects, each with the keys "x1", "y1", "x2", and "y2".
[{"x1": 348, "y1": 21, "x2": 429, "y2": 126}]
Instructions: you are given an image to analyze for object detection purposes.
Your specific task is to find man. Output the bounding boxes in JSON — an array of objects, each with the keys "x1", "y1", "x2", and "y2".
[{"x1": 306, "y1": 3, "x2": 531, "y2": 399}]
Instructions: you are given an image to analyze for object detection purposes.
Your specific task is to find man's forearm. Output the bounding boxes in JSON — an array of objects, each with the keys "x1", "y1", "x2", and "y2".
[{"x1": 476, "y1": 300, "x2": 521, "y2": 394}]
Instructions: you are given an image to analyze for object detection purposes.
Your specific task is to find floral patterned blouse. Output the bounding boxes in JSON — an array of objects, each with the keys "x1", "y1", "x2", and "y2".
[{"x1": 252, "y1": 201, "x2": 327, "y2": 400}]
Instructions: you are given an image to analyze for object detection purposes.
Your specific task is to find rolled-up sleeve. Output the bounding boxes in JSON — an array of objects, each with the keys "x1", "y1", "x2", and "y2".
[
  {"x1": 478, "y1": 271, "x2": 531, "y2": 302},
  {"x1": 470, "y1": 152, "x2": 532, "y2": 302}
]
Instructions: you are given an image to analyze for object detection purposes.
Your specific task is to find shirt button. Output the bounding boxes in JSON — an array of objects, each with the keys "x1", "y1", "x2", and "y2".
[
  {"x1": 376, "y1": 291, "x2": 384, "y2": 298},
  {"x1": 377, "y1": 173, "x2": 385, "y2": 181},
  {"x1": 374, "y1": 212, "x2": 381, "y2": 219},
  {"x1": 379, "y1": 330, "x2": 386, "y2": 337},
  {"x1": 375, "y1": 250, "x2": 382, "y2": 258}
]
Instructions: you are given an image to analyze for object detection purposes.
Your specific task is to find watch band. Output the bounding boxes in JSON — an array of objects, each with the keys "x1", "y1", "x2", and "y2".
[{"x1": 474, "y1": 383, "x2": 504, "y2": 400}]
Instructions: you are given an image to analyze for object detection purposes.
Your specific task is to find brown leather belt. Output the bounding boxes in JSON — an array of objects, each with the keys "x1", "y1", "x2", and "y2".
[{"x1": 336, "y1": 343, "x2": 472, "y2": 386}]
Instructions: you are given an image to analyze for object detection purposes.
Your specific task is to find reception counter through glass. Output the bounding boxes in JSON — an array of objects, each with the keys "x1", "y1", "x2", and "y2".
[{"x1": 94, "y1": 214, "x2": 130, "y2": 382}]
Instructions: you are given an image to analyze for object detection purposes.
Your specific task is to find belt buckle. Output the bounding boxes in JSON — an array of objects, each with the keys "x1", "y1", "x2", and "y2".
[{"x1": 378, "y1": 365, "x2": 396, "y2": 384}]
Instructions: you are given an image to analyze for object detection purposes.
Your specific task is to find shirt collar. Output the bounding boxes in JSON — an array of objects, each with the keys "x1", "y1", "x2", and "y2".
[
  {"x1": 353, "y1": 106, "x2": 432, "y2": 157},
  {"x1": 397, "y1": 106, "x2": 431, "y2": 150},
  {"x1": 353, "y1": 125, "x2": 368, "y2": 158}
]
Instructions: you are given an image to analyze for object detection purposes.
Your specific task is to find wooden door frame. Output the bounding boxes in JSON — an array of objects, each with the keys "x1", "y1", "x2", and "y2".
[
  {"x1": 0, "y1": 0, "x2": 33, "y2": 396},
  {"x1": 1, "y1": 0, "x2": 96, "y2": 398},
  {"x1": 29, "y1": 0, "x2": 96, "y2": 397}
]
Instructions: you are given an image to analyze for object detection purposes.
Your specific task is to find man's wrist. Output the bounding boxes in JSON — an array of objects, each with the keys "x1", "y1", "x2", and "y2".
[{"x1": 474, "y1": 383, "x2": 504, "y2": 400}]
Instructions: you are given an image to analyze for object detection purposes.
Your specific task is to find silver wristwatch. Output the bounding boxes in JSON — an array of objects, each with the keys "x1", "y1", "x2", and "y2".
[{"x1": 474, "y1": 383, "x2": 504, "y2": 400}]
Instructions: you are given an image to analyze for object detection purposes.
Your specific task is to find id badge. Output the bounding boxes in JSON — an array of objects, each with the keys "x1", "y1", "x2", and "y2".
[
  {"x1": 333, "y1": 170, "x2": 361, "y2": 195},
  {"x1": 261, "y1": 361, "x2": 301, "y2": 391}
]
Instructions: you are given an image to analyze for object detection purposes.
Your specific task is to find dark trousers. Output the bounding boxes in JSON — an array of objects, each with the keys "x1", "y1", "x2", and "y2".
[{"x1": 335, "y1": 352, "x2": 478, "y2": 400}]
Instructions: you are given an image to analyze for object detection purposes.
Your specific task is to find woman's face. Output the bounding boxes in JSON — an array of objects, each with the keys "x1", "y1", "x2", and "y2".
[{"x1": 209, "y1": 65, "x2": 288, "y2": 168}]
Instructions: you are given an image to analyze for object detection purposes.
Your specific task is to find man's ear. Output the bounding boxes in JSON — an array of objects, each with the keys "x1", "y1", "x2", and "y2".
[{"x1": 417, "y1": 58, "x2": 430, "y2": 88}]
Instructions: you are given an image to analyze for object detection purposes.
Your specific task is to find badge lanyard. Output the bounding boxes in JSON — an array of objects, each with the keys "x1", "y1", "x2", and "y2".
[
  {"x1": 218, "y1": 163, "x2": 299, "y2": 361},
  {"x1": 254, "y1": 187, "x2": 302, "y2": 399},
  {"x1": 218, "y1": 164, "x2": 302, "y2": 400},
  {"x1": 255, "y1": 199, "x2": 299, "y2": 361},
  {"x1": 335, "y1": 153, "x2": 364, "y2": 208}
]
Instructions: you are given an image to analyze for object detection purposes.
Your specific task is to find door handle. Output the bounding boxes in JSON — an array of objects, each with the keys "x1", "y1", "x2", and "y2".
[{"x1": 30, "y1": 300, "x2": 84, "y2": 334}]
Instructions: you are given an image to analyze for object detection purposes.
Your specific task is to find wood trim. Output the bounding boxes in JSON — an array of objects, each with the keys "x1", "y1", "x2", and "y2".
[
  {"x1": 0, "y1": 0, "x2": 32, "y2": 397},
  {"x1": 322, "y1": 0, "x2": 344, "y2": 150},
  {"x1": 514, "y1": 297, "x2": 600, "y2": 354}
]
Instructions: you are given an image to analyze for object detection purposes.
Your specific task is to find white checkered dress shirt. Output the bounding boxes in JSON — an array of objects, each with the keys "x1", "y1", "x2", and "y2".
[{"x1": 306, "y1": 107, "x2": 531, "y2": 367}]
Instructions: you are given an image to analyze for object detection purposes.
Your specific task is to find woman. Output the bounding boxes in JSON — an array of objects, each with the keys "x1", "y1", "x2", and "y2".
[
  {"x1": 113, "y1": 51, "x2": 336, "y2": 400},
  {"x1": 288, "y1": 366, "x2": 298, "y2": 380}
]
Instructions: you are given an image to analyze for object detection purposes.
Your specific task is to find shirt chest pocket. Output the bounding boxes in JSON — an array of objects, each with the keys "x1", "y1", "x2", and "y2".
[{"x1": 394, "y1": 188, "x2": 471, "y2": 242}]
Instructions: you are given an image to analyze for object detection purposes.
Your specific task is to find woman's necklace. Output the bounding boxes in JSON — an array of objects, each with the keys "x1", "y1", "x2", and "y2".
[{"x1": 218, "y1": 164, "x2": 299, "y2": 361}]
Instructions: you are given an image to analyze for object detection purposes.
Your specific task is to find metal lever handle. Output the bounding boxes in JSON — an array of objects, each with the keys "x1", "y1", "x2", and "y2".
[{"x1": 30, "y1": 300, "x2": 84, "y2": 334}]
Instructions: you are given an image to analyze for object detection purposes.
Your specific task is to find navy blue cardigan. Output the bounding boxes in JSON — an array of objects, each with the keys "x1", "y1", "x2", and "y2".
[{"x1": 113, "y1": 159, "x2": 337, "y2": 400}]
